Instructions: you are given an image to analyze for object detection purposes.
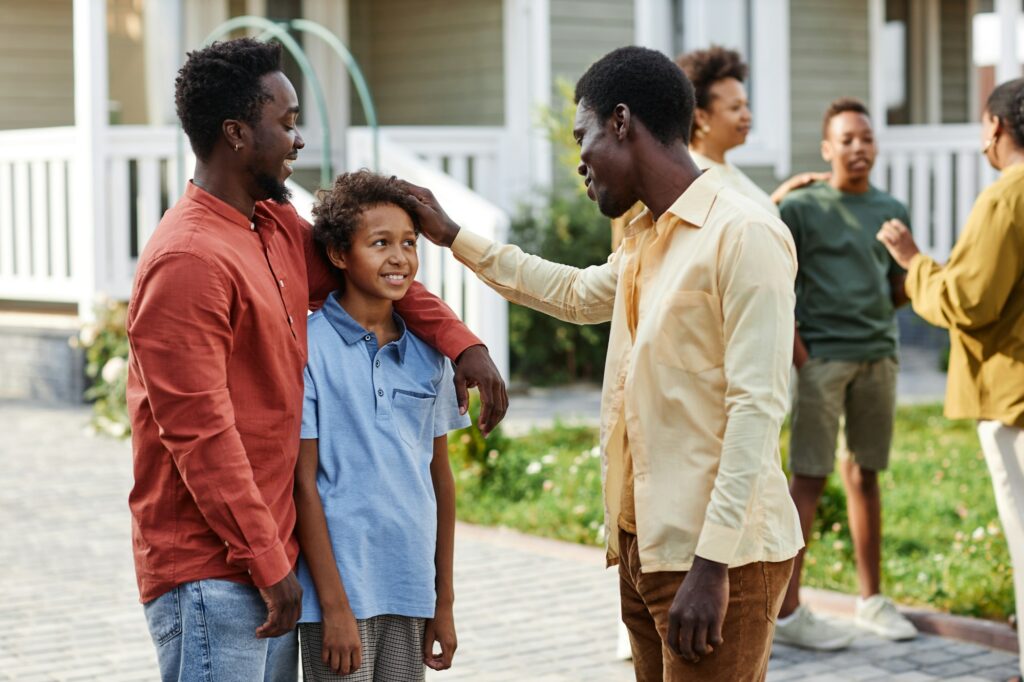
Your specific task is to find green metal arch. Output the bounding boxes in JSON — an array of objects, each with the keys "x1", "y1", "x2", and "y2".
[{"x1": 203, "y1": 16, "x2": 334, "y2": 187}]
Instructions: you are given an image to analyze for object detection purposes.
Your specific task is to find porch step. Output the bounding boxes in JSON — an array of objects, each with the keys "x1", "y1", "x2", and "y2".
[{"x1": 0, "y1": 313, "x2": 84, "y2": 404}]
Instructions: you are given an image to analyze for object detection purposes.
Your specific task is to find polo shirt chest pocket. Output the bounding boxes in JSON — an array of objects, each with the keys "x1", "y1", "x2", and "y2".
[
  {"x1": 653, "y1": 290, "x2": 725, "y2": 374},
  {"x1": 392, "y1": 389, "x2": 437, "y2": 450}
]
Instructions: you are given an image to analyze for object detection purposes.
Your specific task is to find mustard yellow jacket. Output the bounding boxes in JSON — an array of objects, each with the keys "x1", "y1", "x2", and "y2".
[{"x1": 906, "y1": 163, "x2": 1024, "y2": 427}]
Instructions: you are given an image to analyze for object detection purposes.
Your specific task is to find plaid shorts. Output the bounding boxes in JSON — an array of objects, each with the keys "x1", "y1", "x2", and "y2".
[{"x1": 298, "y1": 615, "x2": 426, "y2": 682}]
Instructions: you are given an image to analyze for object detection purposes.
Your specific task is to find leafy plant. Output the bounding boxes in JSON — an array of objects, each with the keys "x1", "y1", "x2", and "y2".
[
  {"x1": 507, "y1": 80, "x2": 612, "y2": 385},
  {"x1": 73, "y1": 296, "x2": 131, "y2": 438}
]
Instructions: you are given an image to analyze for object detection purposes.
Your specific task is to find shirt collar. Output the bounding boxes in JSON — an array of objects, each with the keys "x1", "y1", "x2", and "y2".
[
  {"x1": 623, "y1": 169, "x2": 723, "y2": 239},
  {"x1": 322, "y1": 292, "x2": 409, "y2": 362},
  {"x1": 185, "y1": 181, "x2": 278, "y2": 236}
]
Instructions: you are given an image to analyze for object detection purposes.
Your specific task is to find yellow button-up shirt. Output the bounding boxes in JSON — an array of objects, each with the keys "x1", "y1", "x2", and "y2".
[
  {"x1": 906, "y1": 162, "x2": 1024, "y2": 427},
  {"x1": 452, "y1": 171, "x2": 803, "y2": 571}
]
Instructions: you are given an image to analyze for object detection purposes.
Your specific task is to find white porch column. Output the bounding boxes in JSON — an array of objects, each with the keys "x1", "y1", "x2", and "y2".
[
  {"x1": 72, "y1": 0, "x2": 108, "y2": 319},
  {"x1": 303, "y1": 0, "x2": 351, "y2": 175},
  {"x1": 633, "y1": 0, "x2": 673, "y2": 54},
  {"x1": 996, "y1": 0, "x2": 1021, "y2": 84},
  {"x1": 503, "y1": 0, "x2": 551, "y2": 210},
  {"x1": 143, "y1": 0, "x2": 184, "y2": 127}
]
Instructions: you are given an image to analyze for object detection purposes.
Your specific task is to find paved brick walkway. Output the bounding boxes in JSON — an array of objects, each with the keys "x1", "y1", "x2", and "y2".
[{"x1": 1, "y1": 401, "x2": 1019, "y2": 681}]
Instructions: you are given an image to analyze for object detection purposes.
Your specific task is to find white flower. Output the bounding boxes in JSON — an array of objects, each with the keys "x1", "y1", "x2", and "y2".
[
  {"x1": 79, "y1": 324, "x2": 98, "y2": 347},
  {"x1": 101, "y1": 356, "x2": 127, "y2": 384},
  {"x1": 525, "y1": 461, "x2": 542, "y2": 475},
  {"x1": 972, "y1": 526, "x2": 986, "y2": 542},
  {"x1": 541, "y1": 453, "x2": 556, "y2": 465}
]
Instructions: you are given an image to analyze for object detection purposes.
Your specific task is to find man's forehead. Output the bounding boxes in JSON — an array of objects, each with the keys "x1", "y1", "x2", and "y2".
[
  {"x1": 573, "y1": 101, "x2": 596, "y2": 128},
  {"x1": 262, "y1": 71, "x2": 299, "y2": 109}
]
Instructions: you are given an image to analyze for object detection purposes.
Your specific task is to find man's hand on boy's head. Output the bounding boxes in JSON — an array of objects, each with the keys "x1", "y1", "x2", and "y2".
[
  {"x1": 455, "y1": 345, "x2": 508, "y2": 437},
  {"x1": 398, "y1": 180, "x2": 462, "y2": 248}
]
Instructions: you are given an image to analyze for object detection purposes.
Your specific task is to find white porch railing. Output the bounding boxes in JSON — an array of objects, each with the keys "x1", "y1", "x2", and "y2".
[
  {"x1": 874, "y1": 124, "x2": 999, "y2": 261},
  {"x1": 0, "y1": 123, "x2": 510, "y2": 377},
  {"x1": 0, "y1": 127, "x2": 77, "y2": 302}
]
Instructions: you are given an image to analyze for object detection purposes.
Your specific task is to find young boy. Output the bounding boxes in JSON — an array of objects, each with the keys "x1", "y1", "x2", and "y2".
[
  {"x1": 294, "y1": 171, "x2": 470, "y2": 680},
  {"x1": 773, "y1": 98, "x2": 917, "y2": 651}
]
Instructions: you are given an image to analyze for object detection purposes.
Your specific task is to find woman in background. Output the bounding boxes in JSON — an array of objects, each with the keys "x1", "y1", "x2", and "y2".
[
  {"x1": 878, "y1": 77, "x2": 1024, "y2": 682},
  {"x1": 677, "y1": 45, "x2": 825, "y2": 216}
]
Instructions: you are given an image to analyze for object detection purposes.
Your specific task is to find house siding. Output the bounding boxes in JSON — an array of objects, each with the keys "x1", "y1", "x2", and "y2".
[
  {"x1": 549, "y1": 0, "x2": 634, "y2": 103},
  {"x1": 347, "y1": 0, "x2": 504, "y2": 126},
  {"x1": 0, "y1": 0, "x2": 74, "y2": 130},
  {"x1": 940, "y1": 0, "x2": 970, "y2": 123},
  {"x1": 788, "y1": 0, "x2": 871, "y2": 174}
]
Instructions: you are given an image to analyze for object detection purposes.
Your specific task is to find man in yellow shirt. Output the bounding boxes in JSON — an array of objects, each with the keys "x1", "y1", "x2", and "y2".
[
  {"x1": 878, "y1": 77, "x2": 1024, "y2": 680},
  {"x1": 404, "y1": 46, "x2": 802, "y2": 681}
]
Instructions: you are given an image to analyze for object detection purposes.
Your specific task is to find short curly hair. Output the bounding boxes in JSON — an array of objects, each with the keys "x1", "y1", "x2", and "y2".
[
  {"x1": 676, "y1": 46, "x2": 748, "y2": 139},
  {"x1": 822, "y1": 97, "x2": 871, "y2": 139},
  {"x1": 174, "y1": 38, "x2": 282, "y2": 160},
  {"x1": 574, "y1": 46, "x2": 695, "y2": 146},
  {"x1": 312, "y1": 171, "x2": 421, "y2": 259}
]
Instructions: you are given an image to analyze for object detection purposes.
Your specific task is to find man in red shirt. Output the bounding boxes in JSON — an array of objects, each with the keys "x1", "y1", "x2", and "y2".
[{"x1": 127, "y1": 38, "x2": 506, "y2": 682}]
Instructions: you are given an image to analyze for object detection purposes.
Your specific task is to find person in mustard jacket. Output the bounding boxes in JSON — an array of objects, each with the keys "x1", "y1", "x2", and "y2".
[{"x1": 878, "y1": 77, "x2": 1024, "y2": 681}]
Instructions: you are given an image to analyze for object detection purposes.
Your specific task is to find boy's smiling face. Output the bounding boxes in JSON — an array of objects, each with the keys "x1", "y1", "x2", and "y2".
[{"x1": 328, "y1": 203, "x2": 419, "y2": 302}]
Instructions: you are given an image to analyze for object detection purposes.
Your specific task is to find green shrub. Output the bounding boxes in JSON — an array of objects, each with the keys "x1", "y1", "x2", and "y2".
[
  {"x1": 75, "y1": 296, "x2": 131, "y2": 438},
  {"x1": 507, "y1": 80, "x2": 611, "y2": 385}
]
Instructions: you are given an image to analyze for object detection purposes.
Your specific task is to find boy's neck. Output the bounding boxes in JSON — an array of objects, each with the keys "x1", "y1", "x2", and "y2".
[
  {"x1": 829, "y1": 174, "x2": 871, "y2": 195},
  {"x1": 336, "y1": 289, "x2": 401, "y2": 345}
]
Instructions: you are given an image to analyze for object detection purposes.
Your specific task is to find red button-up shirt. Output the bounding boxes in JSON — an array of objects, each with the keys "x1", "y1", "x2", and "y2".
[{"x1": 127, "y1": 182, "x2": 481, "y2": 603}]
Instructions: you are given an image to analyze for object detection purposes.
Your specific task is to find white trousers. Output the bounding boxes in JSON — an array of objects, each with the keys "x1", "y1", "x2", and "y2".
[{"x1": 977, "y1": 419, "x2": 1024, "y2": 674}]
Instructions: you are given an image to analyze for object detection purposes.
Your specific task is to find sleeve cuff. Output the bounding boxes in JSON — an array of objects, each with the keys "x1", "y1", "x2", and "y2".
[
  {"x1": 694, "y1": 520, "x2": 744, "y2": 566},
  {"x1": 451, "y1": 229, "x2": 494, "y2": 267},
  {"x1": 247, "y1": 540, "x2": 293, "y2": 589}
]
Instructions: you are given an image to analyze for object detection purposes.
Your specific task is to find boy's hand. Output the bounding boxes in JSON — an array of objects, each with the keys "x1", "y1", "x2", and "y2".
[
  {"x1": 399, "y1": 180, "x2": 462, "y2": 247},
  {"x1": 423, "y1": 604, "x2": 457, "y2": 670},
  {"x1": 321, "y1": 607, "x2": 362, "y2": 675},
  {"x1": 455, "y1": 345, "x2": 508, "y2": 436}
]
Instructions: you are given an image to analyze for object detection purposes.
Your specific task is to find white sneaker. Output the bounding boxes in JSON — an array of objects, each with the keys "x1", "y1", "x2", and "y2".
[
  {"x1": 773, "y1": 604, "x2": 855, "y2": 651},
  {"x1": 854, "y1": 595, "x2": 918, "y2": 640}
]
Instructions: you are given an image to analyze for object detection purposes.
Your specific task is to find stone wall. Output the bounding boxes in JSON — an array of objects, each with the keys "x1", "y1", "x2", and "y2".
[{"x1": 0, "y1": 325, "x2": 84, "y2": 404}]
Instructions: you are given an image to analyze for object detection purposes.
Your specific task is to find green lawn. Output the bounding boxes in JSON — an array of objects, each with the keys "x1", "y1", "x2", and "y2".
[{"x1": 450, "y1": 403, "x2": 1014, "y2": 621}]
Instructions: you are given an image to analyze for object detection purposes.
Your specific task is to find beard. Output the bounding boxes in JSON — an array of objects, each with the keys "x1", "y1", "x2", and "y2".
[{"x1": 253, "y1": 169, "x2": 291, "y2": 204}]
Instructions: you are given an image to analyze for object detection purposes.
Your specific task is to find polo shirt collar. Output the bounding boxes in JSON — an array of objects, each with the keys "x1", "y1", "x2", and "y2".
[
  {"x1": 322, "y1": 293, "x2": 409, "y2": 362},
  {"x1": 622, "y1": 169, "x2": 723, "y2": 239},
  {"x1": 185, "y1": 181, "x2": 279, "y2": 236}
]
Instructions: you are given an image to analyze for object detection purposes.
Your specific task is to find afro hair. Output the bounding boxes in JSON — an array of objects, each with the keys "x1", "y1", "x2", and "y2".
[
  {"x1": 574, "y1": 46, "x2": 695, "y2": 146},
  {"x1": 174, "y1": 38, "x2": 282, "y2": 160},
  {"x1": 676, "y1": 46, "x2": 748, "y2": 139}
]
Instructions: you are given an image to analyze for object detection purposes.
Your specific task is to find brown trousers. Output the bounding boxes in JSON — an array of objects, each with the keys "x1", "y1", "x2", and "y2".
[{"x1": 618, "y1": 529, "x2": 793, "y2": 682}]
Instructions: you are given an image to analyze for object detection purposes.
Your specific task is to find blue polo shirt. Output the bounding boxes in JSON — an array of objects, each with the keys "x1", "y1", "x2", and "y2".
[{"x1": 296, "y1": 292, "x2": 469, "y2": 622}]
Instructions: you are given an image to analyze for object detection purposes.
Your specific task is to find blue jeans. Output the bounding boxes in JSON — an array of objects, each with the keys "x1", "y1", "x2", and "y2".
[{"x1": 143, "y1": 579, "x2": 298, "y2": 682}]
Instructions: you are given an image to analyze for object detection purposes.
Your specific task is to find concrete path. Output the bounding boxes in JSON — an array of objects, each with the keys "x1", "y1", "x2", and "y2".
[{"x1": 1, "y1": 400, "x2": 1018, "y2": 681}]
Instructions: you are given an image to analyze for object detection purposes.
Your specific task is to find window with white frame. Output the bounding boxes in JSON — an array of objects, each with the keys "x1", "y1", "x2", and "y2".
[{"x1": 634, "y1": 0, "x2": 790, "y2": 176}]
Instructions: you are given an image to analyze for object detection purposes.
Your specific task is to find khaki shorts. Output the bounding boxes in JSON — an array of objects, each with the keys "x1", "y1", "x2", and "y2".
[{"x1": 789, "y1": 356, "x2": 898, "y2": 477}]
